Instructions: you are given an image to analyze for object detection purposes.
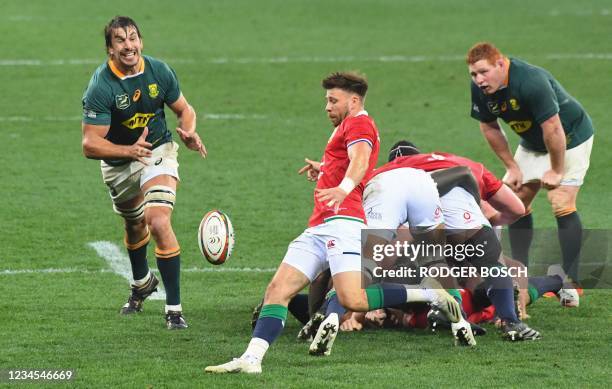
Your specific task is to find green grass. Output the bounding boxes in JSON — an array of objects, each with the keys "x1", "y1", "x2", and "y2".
[{"x1": 1, "y1": 0, "x2": 611, "y2": 387}]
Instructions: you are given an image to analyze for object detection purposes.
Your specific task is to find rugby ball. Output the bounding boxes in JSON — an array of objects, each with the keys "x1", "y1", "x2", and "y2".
[{"x1": 198, "y1": 210, "x2": 234, "y2": 265}]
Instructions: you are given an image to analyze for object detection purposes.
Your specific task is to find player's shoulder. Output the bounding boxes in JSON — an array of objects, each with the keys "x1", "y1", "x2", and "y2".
[
  {"x1": 344, "y1": 112, "x2": 376, "y2": 130},
  {"x1": 144, "y1": 55, "x2": 174, "y2": 73},
  {"x1": 509, "y1": 57, "x2": 551, "y2": 89},
  {"x1": 85, "y1": 62, "x2": 113, "y2": 95}
]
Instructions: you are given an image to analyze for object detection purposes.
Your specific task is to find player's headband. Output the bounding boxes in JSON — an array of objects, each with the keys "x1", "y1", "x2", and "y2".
[{"x1": 388, "y1": 143, "x2": 420, "y2": 162}]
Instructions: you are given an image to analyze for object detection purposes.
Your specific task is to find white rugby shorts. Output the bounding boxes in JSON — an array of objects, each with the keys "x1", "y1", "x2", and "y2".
[
  {"x1": 282, "y1": 219, "x2": 364, "y2": 281},
  {"x1": 508, "y1": 135, "x2": 593, "y2": 186},
  {"x1": 440, "y1": 187, "x2": 491, "y2": 232},
  {"x1": 362, "y1": 167, "x2": 444, "y2": 241},
  {"x1": 100, "y1": 141, "x2": 180, "y2": 204}
]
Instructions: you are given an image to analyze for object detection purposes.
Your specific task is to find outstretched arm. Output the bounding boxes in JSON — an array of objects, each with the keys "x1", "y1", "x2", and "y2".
[{"x1": 169, "y1": 94, "x2": 207, "y2": 158}]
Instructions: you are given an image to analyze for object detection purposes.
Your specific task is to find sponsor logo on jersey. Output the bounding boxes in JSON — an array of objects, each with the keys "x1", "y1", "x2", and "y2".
[
  {"x1": 154, "y1": 158, "x2": 163, "y2": 166},
  {"x1": 428, "y1": 153, "x2": 446, "y2": 161},
  {"x1": 367, "y1": 208, "x2": 382, "y2": 220},
  {"x1": 83, "y1": 109, "x2": 97, "y2": 119},
  {"x1": 133, "y1": 89, "x2": 141, "y2": 102},
  {"x1": 508, "y1": 120, "x2": 532, "y2": 134},
  {"x1": 509, "y1": 98, "x2": 520, "y2": 110},
  {"x1": 122, "y1": 113, "x2": 156, "y2": 129},
  {"x1": 148, "y1": 83, "x2": 159, "y2": 98},
  {"x1": 434, "y1": 206, "x2": 442, "y2": 218},
  {"x1": 472, "y1": 104, "x2": 480, "y2": 113},
  {"x1": 487, "y1": 101, "x2": 501, "y2": 115},
  {"x1": 115, "y1": 94, "x2": 130, "y2": 110},
  {"x1": 463, "y1": 211, "x2": 471, "y2": 220},
  {"x1": 327, "y1": 240, "x2": 336, "y2": 249}
]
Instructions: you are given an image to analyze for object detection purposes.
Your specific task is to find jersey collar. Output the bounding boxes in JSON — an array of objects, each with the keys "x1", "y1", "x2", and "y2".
[
  {"x1": 108, "y1": 57, "x2": 145, "y2": 80},
  {"x1": 501, "y1": 57, "x2": 511, "y2": 88},
  {"x1": 354, "y1": 110, "x2": 368, "y2": 117}
]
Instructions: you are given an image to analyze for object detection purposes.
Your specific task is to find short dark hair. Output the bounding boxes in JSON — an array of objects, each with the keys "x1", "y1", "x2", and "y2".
[
  {"x1": 104, "y1": 16, "x2": 142, "y2": 51},
  {"x1": 388, "y1": 140, "x2": 420, "y2": 162},
  {"x1": 321, "y1": 72, "x2": 368, "y2": 98}
]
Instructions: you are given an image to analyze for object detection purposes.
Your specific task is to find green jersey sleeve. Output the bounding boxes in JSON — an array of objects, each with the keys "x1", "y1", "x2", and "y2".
[
  {"x1": 82, "y1": 76, "x2": 113, "y2": 126},
  {"x1": 161, "y1": 63, "x2": 181, "y2": 105},
  {"x1": 470, "y1": 82, "x2": 497, "y2": 123},
  {"x1": 521, "y1": 72, "x2": 559, "y2": 125}
]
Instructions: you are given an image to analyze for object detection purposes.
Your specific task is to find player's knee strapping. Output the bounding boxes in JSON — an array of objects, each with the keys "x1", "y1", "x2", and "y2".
[
  {"x1": 144, "y1": 185, "x2": 176, "y2": 209},
  {"x1": 114, "y1": 201, "x2": 145, "y2": 221}
]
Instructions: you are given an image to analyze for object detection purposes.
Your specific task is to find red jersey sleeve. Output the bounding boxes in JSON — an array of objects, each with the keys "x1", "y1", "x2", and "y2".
[
  {"x1": 343, "y1": 116, "x2": 377, "y2": 150},
  {"x1": 481, "y1": 166, "x2": 503, "y2": 200}
]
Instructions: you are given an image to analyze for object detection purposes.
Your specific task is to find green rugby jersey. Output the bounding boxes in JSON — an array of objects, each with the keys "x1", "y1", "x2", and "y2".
[
  {"x1": 82, "y1": 55, "x2": 181, "y2": 165},
  {"x1": 470, "y1": 57, "x2": 594, "y2": 152}
]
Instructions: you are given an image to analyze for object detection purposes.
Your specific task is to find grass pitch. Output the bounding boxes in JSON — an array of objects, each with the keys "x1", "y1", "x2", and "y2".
[{"x1": 1, "y1": 0, "x2": 611, "y2": 387}]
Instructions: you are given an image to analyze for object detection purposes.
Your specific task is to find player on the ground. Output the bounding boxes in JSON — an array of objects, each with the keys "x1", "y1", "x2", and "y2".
[
  {"x1": 360, "y1": 163, "x2": 477, "y2": 345},
  {"x1": 81, "y1": 16, "x2": 206, "y2": 329},
  {"x1": 384, "y1": 140, "x2": 541, "y2": 341},
  {"x1": 466, "y1": 42, "x2": 595, "y2": 283},
  {"x1": 205, "y1": 72, "x2": 461, "y2": 374}
]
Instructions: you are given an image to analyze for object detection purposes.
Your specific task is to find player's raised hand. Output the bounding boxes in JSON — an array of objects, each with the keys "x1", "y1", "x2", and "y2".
[
  {"x1": 176, "y1": 127, "x2": 207, "y2": 158},
  {"x1": 541, "y1": 169, "x2": 562, "y2": 190},
  {"x1": 503, "y1": 166, "x2": 523, "y2": 192},
  {"x1": 298, "y1": 158, "x2": 321, "y2": 181},
  {"x1": 315, "y1": 186, "x2": 348, "y2": 213},
  {"x1": 128, "y1": 126, "x2": 152, "y2": 164}
]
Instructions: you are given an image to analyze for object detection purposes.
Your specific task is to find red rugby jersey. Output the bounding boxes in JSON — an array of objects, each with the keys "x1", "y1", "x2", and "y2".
[
  {"x1": 308, "y1": 112, "x2": 380, "y2": 227},
  {"x1": 371, "y1": 152, "x2": 502, "y2": 200}
]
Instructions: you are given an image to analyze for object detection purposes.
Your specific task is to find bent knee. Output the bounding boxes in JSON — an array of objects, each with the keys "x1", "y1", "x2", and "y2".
[
  {"x1": 547, "y1": 191, "x2": 577, "y2": 217},
  {"x1": 145, "y1": 212, "x2": 172, "y2": 235},
  {"x1": 336, "y1": 292, "x2": 368, "y2": 312},
  {"x1": 264, "y1": 281, "x2": 293, "y2": 305}
]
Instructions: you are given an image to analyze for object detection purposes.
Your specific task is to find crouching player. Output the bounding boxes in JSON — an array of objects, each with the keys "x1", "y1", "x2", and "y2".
[
  {"x1": 385, "y1": 140, "x2": 541, "y2": 341},
  {"x1": 360, "y1": 163, "x2": 476, "y2": 346},
  {"x1": 205, "y1": 72, "x2": 460, "y2": 374}
]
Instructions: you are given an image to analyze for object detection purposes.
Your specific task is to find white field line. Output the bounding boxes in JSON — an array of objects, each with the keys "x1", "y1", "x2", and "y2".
[
  {"x1": 1, "y1": 53, "x2": 612, "y2": 67},
  {"x1": 0, "y1": 266, "x2": 277, "y2": 275},
  {"x1": 0, "y1": 114, "x2": 267, "y2": 122},
  {"x1": 88, "y1": 241, "x2": 165, "y2": 301}
]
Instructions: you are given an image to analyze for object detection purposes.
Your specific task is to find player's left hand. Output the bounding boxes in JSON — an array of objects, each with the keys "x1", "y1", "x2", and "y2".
[
  {"x1": 364, "y1": 309, "x2": 387, "y2": 327},
  {"x1": 176, "y1": 127, "x2": 207, "y2": 158},
  {"x1": 340, "y1": 312, "x2": 363, "y2": 332},
  {"x1": 541, "y1": 169, "x2": 562, "y2": 190},
  {"x1": 315, "y1": 187, "x2": 348, "y2": 213}
]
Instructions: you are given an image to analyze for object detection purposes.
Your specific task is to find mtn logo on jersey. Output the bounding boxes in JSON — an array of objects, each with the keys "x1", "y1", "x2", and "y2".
[
  {"x1": 509, "y1": 120, "x2": 532, "y2": 134},
  {"x1": 115, "y1": 94, "x2": 130, "y2": 110},
  {"x1": 122, "y1": 113, "x2": 156, "y2": 129}
]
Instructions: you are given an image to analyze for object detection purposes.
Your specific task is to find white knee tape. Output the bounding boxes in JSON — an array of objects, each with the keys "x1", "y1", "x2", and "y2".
[
  {"x1": 144, "y1": 185, "x2": 176, "y2": 209},
  {"x1": 114, "y1": 201, "x2": 145, "y2": 221}
]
